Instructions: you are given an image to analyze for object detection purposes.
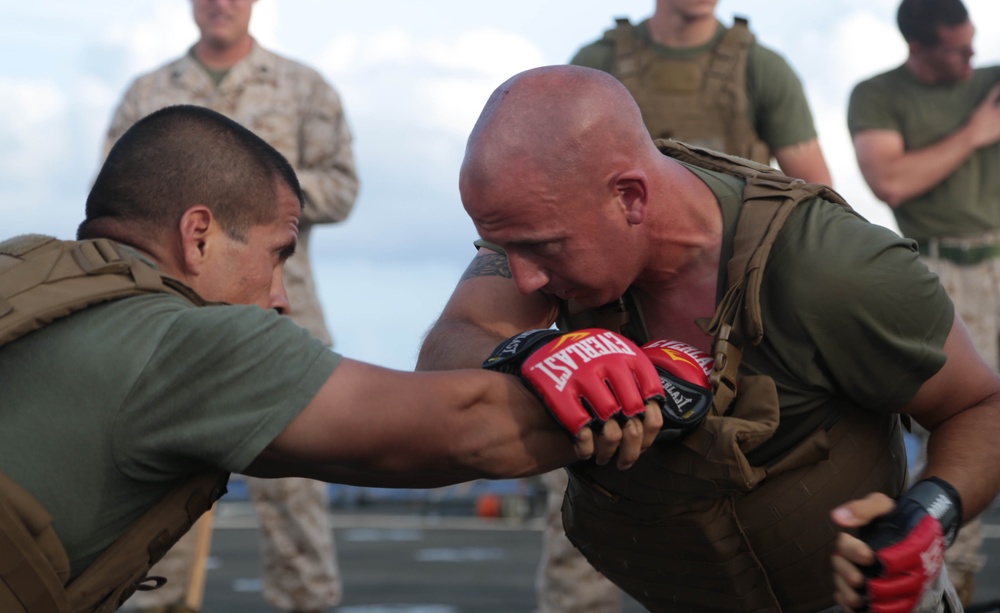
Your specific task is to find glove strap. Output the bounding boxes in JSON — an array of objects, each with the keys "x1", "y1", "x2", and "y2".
[
  {"x1": 482, "y1": 329, "x2": 564, "y2": 374},
  {"x1": 906, "y1": 477, "x2": 963, "y2": 548}
]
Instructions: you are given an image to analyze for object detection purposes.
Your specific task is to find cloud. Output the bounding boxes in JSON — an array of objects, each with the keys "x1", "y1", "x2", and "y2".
[{"x1": 306, "y1": 26, "x2": 548, "y2": 265}]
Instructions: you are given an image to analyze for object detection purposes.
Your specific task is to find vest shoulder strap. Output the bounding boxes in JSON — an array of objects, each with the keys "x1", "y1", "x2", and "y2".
[
  {"x1": 0, "y1": 234, "x2": 212, "y2": 347},
  {"x1": 605, "y1": 17, "x2": 640, "y2": 82},
  {"x1": 701, "y1": 16, "x2": 755, "y2": 102},
  {"x1": 658, "y1": 140, "x2": 851, "y2": 408}
]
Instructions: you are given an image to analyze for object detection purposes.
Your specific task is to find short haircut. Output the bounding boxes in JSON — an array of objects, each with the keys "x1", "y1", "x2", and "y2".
[
  {"x1": 897, "y1": 0, "x2": 969, "y2": 46},
  {"x1": 80, "y1": 105, "x2": 303, "y2": 241}
]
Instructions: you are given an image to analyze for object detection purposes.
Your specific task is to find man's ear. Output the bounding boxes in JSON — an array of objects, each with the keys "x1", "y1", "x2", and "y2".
[
  {"x1": 177, "y1": 205, "x2": 217, "y2": 275},
  {"x1": 614, "y1": 171, "x2": 648, "y2": 226}
]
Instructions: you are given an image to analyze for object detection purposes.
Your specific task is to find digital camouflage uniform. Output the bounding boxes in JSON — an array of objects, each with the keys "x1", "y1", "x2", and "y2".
[
  {"x1": 538, "y1": 17, "x2": 824, "y2": 613},
  {"x1": 104, "y1": 40, "x2": 359, "y2": 612},
  {"x1": 849, "y1": 63, "x2": 1000, "y2": 603}
]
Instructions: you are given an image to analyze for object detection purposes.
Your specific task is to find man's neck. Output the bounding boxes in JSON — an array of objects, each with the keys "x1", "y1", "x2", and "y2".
[
  {"x1": 193, "y1": 36, "x2": 253, "y2": 70},
  {"x1": 647, "y1": 9, "x2": 719, "y2": 48}
]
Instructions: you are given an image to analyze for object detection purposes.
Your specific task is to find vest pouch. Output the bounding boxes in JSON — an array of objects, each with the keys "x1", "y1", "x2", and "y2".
[
  {"x1": 565, "y1": 374, "x2": 781, "y2": 507},
  {"x1": 679, "y1": 374, "x2": 779, "y2": 491},
  {"x1": 648, "y1": 61, "x2": 702, "y2": 93}
]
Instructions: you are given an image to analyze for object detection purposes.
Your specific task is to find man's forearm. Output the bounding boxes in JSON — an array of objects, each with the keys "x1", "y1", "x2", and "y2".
[{"x1": 923, "y1": 399, "x2": 1000, "y2": 522}]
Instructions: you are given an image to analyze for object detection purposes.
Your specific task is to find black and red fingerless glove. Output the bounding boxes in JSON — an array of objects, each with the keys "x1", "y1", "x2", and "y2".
[{"x1": 859, "y1": 476, "x2": 963, "y2": 613}]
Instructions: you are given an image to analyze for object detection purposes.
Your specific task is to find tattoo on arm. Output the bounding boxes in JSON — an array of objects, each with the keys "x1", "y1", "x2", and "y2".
[{"x1": 461, "y1": 253, "x2": 512, "y2": 280}]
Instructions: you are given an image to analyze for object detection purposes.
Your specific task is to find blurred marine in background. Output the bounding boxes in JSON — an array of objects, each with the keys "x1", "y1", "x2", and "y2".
[
  {"x1": 101, "y1": 0, "x2": 358, "y2": 612},
  {"x1": 848, "y1": 0, "x2": 1000, "y2": 604}
]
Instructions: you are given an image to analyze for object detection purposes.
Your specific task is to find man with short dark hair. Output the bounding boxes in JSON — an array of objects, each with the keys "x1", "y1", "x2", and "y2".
[
  {"x1": 848, "y1": 0, "x2": 1000, "y2": 602},
  {"x1": 0, "y1": 104, "x2": 664, "y2": 613}
]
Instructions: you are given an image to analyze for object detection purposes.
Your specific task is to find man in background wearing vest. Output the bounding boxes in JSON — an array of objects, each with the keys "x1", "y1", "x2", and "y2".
[
  {"x1": 571, "y1": 0, "x2": 831, "y2": 185},
  {"x1": 0, "y1": 104, "x2": 666, "y2": 613},
  {"x1": 848, "y1": 0, "x2": 1000, "y2": 604},
  {"x1": 418, "y1": 64, "x2": 999, "y2": 612},
  {"x1": 102, "y1": 0, "x2": 358, "y2": 611},
  {"x1": 532, "y1": 1, "x2": 833, "y2": 609}
]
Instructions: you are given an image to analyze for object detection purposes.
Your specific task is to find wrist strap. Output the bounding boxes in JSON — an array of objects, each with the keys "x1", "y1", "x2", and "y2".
[{"x1": 908, "y1": 477, "x2": 963, "y2": 547}]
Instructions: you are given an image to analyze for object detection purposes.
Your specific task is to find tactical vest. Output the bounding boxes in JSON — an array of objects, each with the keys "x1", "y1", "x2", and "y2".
[
  {"x1": 0, "y1": 235, "x2": 230, "y2": 613},
  {"x1": 558, "y1": 141, "x2": 907, "y2": 612},
  {"x1": 606, "y1": 17, "x2": 771, "y2": 164}
]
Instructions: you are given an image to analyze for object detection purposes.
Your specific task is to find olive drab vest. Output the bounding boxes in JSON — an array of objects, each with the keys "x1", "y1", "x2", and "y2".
[
  {"x1": 0, "y1": 235, "x2": 230, "y2": 613},
  {"x1": 557, "y1": 141, "x2": 907, "y2": 612},
  {"x1": 606, "y1": 17, "x2": 772, "y2": 165}
]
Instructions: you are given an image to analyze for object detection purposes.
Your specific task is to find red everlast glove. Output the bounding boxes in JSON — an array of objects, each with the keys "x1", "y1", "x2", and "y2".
[
  {"x1": 482, "y1": 328, "x2": 665, "y2": 435},
  {"x1": 640, "y1": 340, "x2": 714, "y2": 441},
  {"x1": 858, "y1": 477, "x2": 963, "y2": 613}
]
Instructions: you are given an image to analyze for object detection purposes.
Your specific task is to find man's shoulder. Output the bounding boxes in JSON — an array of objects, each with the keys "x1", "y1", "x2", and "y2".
[
  {"x1": 250, "y1": 42, "x2": 329, "y2": 86},
  {"x1": 127, "y1": 52, "x2": 193, "y2": 87},
  {"x1": 851, "y1": 66, "x2": 906, "y2": 96}
]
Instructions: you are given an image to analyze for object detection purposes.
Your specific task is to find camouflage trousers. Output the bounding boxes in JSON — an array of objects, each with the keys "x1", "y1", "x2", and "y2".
[
  {"x1": 126, "y1": 477, "x2": 341, "y2": 611},
  {"x1": 912, "y1": 253, "x2": 998, "y2": 601},
  {"x1": 536, "y1": 469, "x2": 621, "y2": 613}
]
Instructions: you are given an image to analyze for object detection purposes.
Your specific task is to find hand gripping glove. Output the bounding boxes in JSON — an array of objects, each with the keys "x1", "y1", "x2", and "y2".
[
  {"x1": 482, "y1": 328, "x2": 665, "y2": 435},
  {"x1": 858, "y1": 477, "x2": 963, "y2": 613},
  {"x1": 640, "y1": 339, "x2": 714, "y2": 442}
]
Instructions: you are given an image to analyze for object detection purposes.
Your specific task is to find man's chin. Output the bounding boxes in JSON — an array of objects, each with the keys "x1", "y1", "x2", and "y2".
[{"x1": 558, "y1": 291, "x2": 622, "y2": 310}]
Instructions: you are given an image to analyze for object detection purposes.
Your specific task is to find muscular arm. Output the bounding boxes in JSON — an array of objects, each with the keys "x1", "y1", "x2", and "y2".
[
  {"x1": 416, "y1": 248, "x2": 560, "y2": 371},
  {"x1": 900, "y1": 313, "x2": 1000, "y2": 518},
  {"x1": 414, "y1": 248, "x2": 661, "y2": 463},
  {"x1": 245, "y1": 358, "x2": 581, "y2": 487},
  {"x1": 772, "y1": 138, "x2": 832, "y2": 185},
  {"x1": 853, "y1": 84, "x2": 1000, "y2": 208},
  {"x1": 295, "y1": 80, "x2": 359, "y2": 224}
]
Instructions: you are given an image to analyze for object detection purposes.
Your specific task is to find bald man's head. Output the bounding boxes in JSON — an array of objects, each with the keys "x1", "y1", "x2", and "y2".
[
  {"x1": 460, "y1": 65, "x2": 654, "y2": 200},
  {"x1": 458, "y1": 66, "x2": 662, "y2": 307}
]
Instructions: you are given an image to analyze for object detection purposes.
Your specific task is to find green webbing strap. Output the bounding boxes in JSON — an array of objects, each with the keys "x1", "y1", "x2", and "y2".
[{"x1": 701, "y1": 17, "x2": 754, "y2": 105}]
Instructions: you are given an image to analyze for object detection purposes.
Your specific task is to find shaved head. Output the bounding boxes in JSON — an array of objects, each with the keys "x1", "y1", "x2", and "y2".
[
  {"x1": 458, "y1": 66, "x2": 664, "y2": 306},
  {"x1": 461, "y1": 65, "x2": 654, "y2": 201}
]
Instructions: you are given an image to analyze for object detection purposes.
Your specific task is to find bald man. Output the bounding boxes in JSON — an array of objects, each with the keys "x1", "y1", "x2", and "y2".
[{"x1": 417, "y1": 65, "x2": 1000, "y2": 612}]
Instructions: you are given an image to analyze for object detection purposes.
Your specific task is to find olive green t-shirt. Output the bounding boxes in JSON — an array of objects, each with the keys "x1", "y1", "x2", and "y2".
[
  {"x1": 570, "y1": 20, "x2": 819, "y2": 151},
  {"x1": 847, "y1": 64, "x2": 1000, "y2": 240},
  {"x1": 683, "y1": 161, "x2": 953, "y2": 461},
  {"x1": 0, "y1": 293, "x2": 340, "y2": 578}
]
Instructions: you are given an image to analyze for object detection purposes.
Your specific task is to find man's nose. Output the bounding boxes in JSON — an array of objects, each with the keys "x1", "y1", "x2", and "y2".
[
  {"x1": 270, "y1": 269, "x2": 291, "y2": 316},
  {"x1": 508, "y1": 254, "x2": 549, "y2": 295}
]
